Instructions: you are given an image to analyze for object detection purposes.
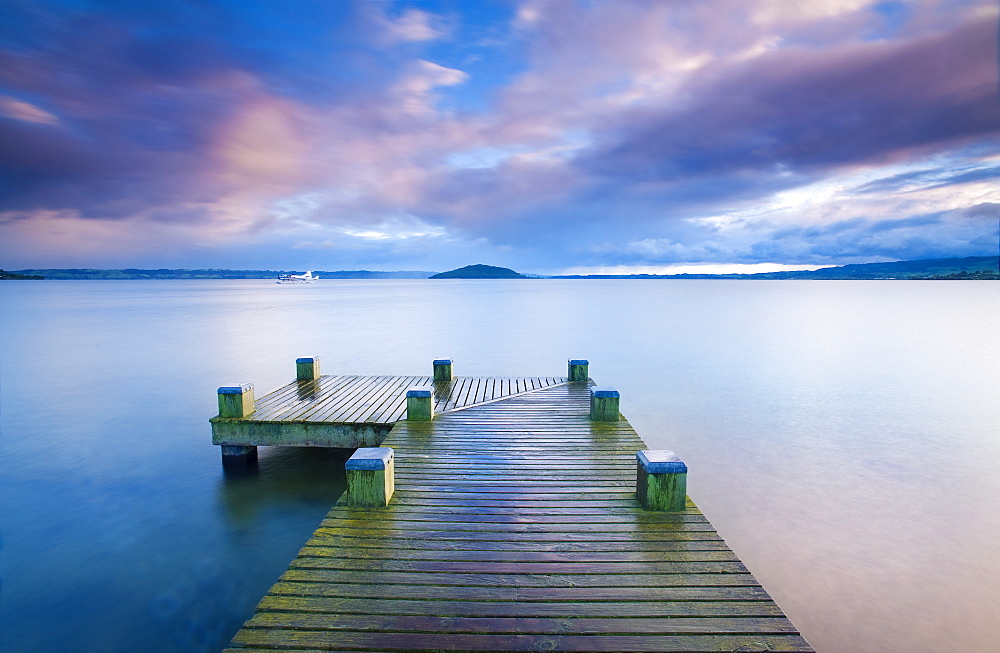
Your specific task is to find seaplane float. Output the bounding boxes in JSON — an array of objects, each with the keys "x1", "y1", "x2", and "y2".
[{"x1": 276, "y1": 271, "x2": 319, "y2": 284}]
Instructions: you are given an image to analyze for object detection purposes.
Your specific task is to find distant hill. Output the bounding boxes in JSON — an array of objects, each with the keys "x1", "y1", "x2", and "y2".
[
  {"x1": 745, "y1": 256, "x2": 998, "y2": 279},
  {"x1": 10, "y1": 269, "x2": 435, "y2": 280},
  {"x1": 430, "y1": 264, "x2": 526, "y2": 279},
  {"x1": 552, "y1": 256, "x2": 999, "y2": 280}
]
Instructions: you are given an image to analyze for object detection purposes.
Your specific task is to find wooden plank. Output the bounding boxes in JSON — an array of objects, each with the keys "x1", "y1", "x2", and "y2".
[
  {"x1": 338, "y1": 375, "x2": 407, "y2": 423},
  {"x1": 436, "y1": 377, "x2": 462, "y2": 412},
  {"x1": 345, "y1": 374, "x2": 404, "y2": 424},
  {"x1": 365, "y1": 375, "x2": 420, "y2": 423},
  {"x1": 338, "y1": 375, "x2": 413, "y2": 422},
  {"x1": 459, "y1": 376, "x2": 479, "y2": 408},
  {"x1": 248, "y1": 375, "x2": 354, "y2": 421},
  {"x1": 392, "y1": 472, "x2": 634, "y2": 481},
  {"x1": 253, "y1": 375, "x2": 359, "y2": 423},
  {"x1": 293, "y1": 375, "x2": 370, "y2": 422},
  {"x1": 319, "y1": 512, "x2": 712, "y2": 525},
  {"x1": 280, "y1": 569, "x2": 759, "y2": 587},
  {"x1": 231, "y1": 630, "x2": 814, "y2": 652},
  {"x1": 288, "y1": 558, "x2": 751, "y2": 575},
  {"x1": 317, "y1": 375, "x2": 388, "y2": 418},
  {"x1": 266, "y1": 581, "x2": 765, "y2": 601},
  {"x1": 325, "y1": 375, "x2": 393, "y2": 422},
  {"x1": 452, "y1": 377, "x2": 477, "y2": 411},
  {"x1": 295, "y1": 547, "x2": 742, "y2": 563},
  {"x1": 245, "y1": 612, "x2": 802, "y2": 635},
  {"x1": 316, "y1": 513, "x2": 712, "y2": 526},
  {"x1": 285, "y1": 375, "x2": 381, "y2": 422},
  {"x1": 253, "y1": 595, "x2": 787, "y2": 618},
  {"x1": 310, "y1": 526, "x2": 720, "y2": 537},
  {"x1": 303, "y1": 537, "x2": 731, "y2": 552}
]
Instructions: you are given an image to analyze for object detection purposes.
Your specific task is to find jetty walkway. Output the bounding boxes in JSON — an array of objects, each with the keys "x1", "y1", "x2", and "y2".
[{"x1": 216, "y1": 359, "x2": 812, "y2": 652}]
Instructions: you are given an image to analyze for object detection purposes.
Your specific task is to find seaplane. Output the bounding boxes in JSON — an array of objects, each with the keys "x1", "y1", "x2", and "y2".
[{"x1": 276, "y1": 271, "x2": 319, "y2": 284}]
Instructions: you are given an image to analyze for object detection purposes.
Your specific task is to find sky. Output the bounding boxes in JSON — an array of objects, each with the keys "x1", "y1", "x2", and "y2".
[{"x1": 0, "y1": 0, "x2": 998, "y2": 275}]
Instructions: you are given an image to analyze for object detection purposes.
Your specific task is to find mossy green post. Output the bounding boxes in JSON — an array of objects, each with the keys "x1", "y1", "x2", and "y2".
[
  {"x1": 433, "y1": 359, "x2": 453, "y2": 383},
  {"x1": 568, "y1": 359, "x2": 589, "y2": 383},
  {"x1": 296, "y1": 356, "x2": 320, "y2": 381},
  {"x1": 589, "y1": 386, "x2": 620, "y2": 421},
  {"x1": 218, "y1": 383, "x2": 255, "y2": 418},
  {"x1": 406, "y1": 387, "x2": 434, "y2": 421},
  {"x1": 346, "y1": 448, "x2": 394, "y2": 507},
  {"x1": 636, "y1": 450, "x2": 688, "y2": 511},
  {"x1": 217, "y1": 383, "x2": 257, "y2": 465}
]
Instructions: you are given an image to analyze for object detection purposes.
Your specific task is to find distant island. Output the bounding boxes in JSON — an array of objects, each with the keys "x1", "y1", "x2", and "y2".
[
  {"x1": 5, "y1": 256, "x2": 996, "y2": 280},
  {"x1": 430, "y1": 264, "x2": 526, "y2": 279}
]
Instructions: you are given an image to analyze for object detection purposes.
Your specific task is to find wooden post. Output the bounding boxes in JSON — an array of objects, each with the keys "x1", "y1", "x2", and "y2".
[
  {"x1": 406, "y1": 387, "x2": 434, "y2": 421},
  {"x1": 636, "y1": 450, "x2": 688, "y2": 511},
  {"x1": 568, "y1": 359, "x2": 589, "y2": 383},
  {"x1": 217, "y1": 384, "x2": 257, "y2": 465},
  {"x1": 296, "y1": 356, "x2": 320, "y2": 381},
  {"x1": 346, "y1": 447, "x2": 394, "y2": 507},
  {"x1": 218, "y1": 383, "x2": 255, "y2": 418},
  {"x1": 433, "y1": 359, "x2": 453, "y2": 383},
  {"x1": 589, "y1": 386, "x2": 620, "y2": 421}
]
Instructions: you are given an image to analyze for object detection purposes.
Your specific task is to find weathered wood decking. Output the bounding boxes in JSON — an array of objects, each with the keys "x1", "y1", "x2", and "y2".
[
  {"x1": 224, "y1": 382, "x2": 812, "y2": 652},
  {"x1": 212, "y1": 375, "x2": 568, "y2": 448}
]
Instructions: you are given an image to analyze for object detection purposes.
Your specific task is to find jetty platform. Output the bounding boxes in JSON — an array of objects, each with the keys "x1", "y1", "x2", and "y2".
[
  {"x1": 211, "y1": 360, "x2": 568, "y2": 452},
  {"x1": 217, "y1": 360, "x2": 812, "y2": 652}
]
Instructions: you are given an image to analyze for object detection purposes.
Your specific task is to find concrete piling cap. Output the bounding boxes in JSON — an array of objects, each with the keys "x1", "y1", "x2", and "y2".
[
  {"x1": 638, "y1": 450, "x2": 688, "y2": 474},
  {"x1": 346, "y1": 447, "x2": 394, "y2": 470},
  {"x1": 218, "y1": 383, "x2": 253, "y2": 394}
]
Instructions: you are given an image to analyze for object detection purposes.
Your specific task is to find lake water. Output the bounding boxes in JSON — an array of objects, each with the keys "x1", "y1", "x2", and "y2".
[{"x1": 1, "y1": 279, "x2": 997, "y2": 652}]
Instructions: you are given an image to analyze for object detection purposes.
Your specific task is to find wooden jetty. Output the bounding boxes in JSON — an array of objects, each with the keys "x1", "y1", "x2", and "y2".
[
  {"x1": 211, "y1": 357, "x2": 568, "y2": 459},
  {"x1": 218, "y1": 359, "x2": 813, "y2": 652}
]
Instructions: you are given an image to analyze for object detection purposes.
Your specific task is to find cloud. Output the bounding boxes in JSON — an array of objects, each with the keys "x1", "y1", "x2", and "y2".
[
  {"x1": 755, "y1": 203, "x2": 1000, "y2": 262},
  {"x1": 291, "y1": 213, "x2": 451, "y2": 254},
  {"x1": 214, "y1": 94, "x2": 310, "y2": 190},
  {"x1": 0, "y1": 0, "x2": 997, "y2": 271},
  {"x1": 577, "y1": 15, "x2": 999, "y2": 183},
  {"x1": 583, "y1": 202, "x2": 998, "y2": 267},
  {"x1": 359, "y1": 5, "x2": 453, "y2": 46},
  {"x1": 391, "y1": 60, "x2": 469, "y2": 117},
  {"x1": 854, "y1": 164, "x2": 1000, "y2": 194},
  {"x1": 0, "y1": 96, "x2": 59, "y2": 125}
]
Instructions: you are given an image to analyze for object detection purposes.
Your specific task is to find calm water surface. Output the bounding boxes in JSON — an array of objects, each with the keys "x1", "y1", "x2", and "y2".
[{"x1": 1, "y1": 279, "x2": 997, "y2": 652}]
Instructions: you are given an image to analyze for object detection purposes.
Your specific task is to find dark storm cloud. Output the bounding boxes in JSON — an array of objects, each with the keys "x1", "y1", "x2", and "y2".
[{"x1": 578, "y1": 17, "x2": 999, "y2": 186}]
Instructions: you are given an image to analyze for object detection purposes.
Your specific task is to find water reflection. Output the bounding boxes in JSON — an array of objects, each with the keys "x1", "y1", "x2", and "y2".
[
  {"x1": 295, "y1": 379, "x2": 322, "y2": 401},
  {"x1": 218, "y1": 446, "x2": 352, "y2": 525}
]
